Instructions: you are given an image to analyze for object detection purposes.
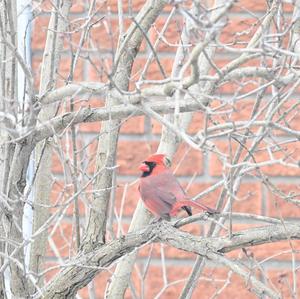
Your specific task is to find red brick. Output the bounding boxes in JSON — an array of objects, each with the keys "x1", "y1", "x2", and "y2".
[
  {"x1": 273, "y1": 99, "x2": 300, "y2": 135},
  {"x1": 52, "y1": 137, "x2": 97, "y2": 176},
  {"x1": 282, "y1": 2, "x2": 295, "y2": 13},
  {"x1": 217, "y1": 79, "x2": 258, "y2": 95},
  {"x1": 233, "y1": 0, "x2": 268, "y2": 12},
  {"x1": 209, "y1": 140, "x2": 300, "y2": 177},
  {"x1": 267, "y1": 183, "x2": 300, "y2": 218},
  {"x1": 117, "y1": 140, "x2": 158, "y2": 176},
  {"x1": 233, "y1": 182, "x2": 262, "y2": 213},
  {"x1": 188, "y1": 112, "x2": 206, "y2": 134},
  {"x1": 39, "y1": 0, "x2": 86, "y2": 13},
  {"x1": 254, "y1": 142, "x2": 300, "y2": 177},
  {"x1": 44, "y1": 261, "x2": 60, "y2": 282},
  {"x1": 47, "y1": 221, "x2": 73, "y2": 258},
  {"x1": 86, "y1": 56, "x2": 112, "y2": 82},
  {"x1": 173, "y1": 144, "x2": 203, "y2": 176},
  {"x1": 115, "y1": 181, "x2": 140, "y2": 217},
  {"x1": 149, "y1": 17, "x2": 183, "y2": 53},
  {"x1": 89, "y1": 17, "x2": 120, "y2": 51},
  {"x1": 89, "y1": 18, "x2": 146, "y2": 54},
  {"x1": 100, "y1": 0, "x2": 185, "y2": 14},
  {"x1": 184, "y1": 181, "x2": 261, "y2": 215},
  {"x1": 152, "y1": 112, "x2": 206, "y2": 135},
  {"x1": 82, "y1": 138, "x2": 103, "y2": 174},
  {"x1": 209, "y1": 140, "x2": 241, "y2": 177},
  {"x1": 132, "y1": 57, "x2": 174, "y2": 83},
  {"x1": 231, "y1": 99, "x2": 260, "y2": 122},
  {"x1": 267, "y1": 269, "x2": 300, "y2": 299},
  {"x1": 142, "y1": 265, "x2": 259, "y2": 299},
  {"x1": 32, "y1": 55, "x2": 84, "y2": 89},
  {"x1": 183, "y1": 182, "x2": 220, "y2": 209},
  {"x1": 51, "y1": 151, "x2": 61, "y2": 174},
  {"x1": 251, "y1": 240, "x2": 300, "y2": 261},
  {"x1": 51, "y1": 147, "x2": 68, "y2": 175},
  {"x1": 50, "y1": 180, "x2": 86, "y2": 217},
  {"x1": 70, "y1": 0, "x2": 86, "y2": 13},
  {"x1": 78, "y1": 121, "x2": 101, "y2": 133},
  {"x1": 58, "y1": 57, "x2": 84, "y2": 85},
  {"x1": 120, "y1": 116, "x2": 145, "y2": 134},
  {"x1": 233, "y1": 0, "x2": 293, "y2": 13},
  {"x1": 32, "y1": 16, "x2": 50, "y2": 50},
  {"x1": 151, "y1": 118, "x2": 162, "y2": 135},
  {"x1": 63, "y1": 18, "x2": 85, "y2": 50},
  {"x1": 32, "y1": 55, "x2": 43, "y2": 89},
  {"x1": 220, "y1": 18, "x2": 259, "y2": 48},
  {"x1": 142, "y1": 265, "x2": 185, "y2": 299},
  {"x1": 207, "y1": 99, "x2": 262, "y2": 129},
  {"x1": 98, "y1": 0, "x2": 145, "y2": 13},
  {"x1": 215, "y1": 272, "x2": 258, "y2": 299},
  {"x1": 32, "y1": 15, "x2": 83, "y2": 53}
]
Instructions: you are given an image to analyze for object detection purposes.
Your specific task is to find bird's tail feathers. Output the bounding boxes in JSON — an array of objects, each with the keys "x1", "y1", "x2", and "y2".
[{"x1": 170, "y1": 200, "x2": 215, "y2": 216}]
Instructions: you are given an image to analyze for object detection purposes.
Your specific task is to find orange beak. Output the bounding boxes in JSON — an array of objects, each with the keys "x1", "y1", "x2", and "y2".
[{"x1": 139, "y1": 162, "x2": 149, "y2": 172}]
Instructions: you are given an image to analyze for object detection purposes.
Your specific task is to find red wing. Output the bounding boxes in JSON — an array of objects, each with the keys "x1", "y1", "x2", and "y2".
[
  {"x1": 154, "y1": 170, "x2": 186, "y2": 199},
  {"x1": 142, "y1": 196, "x2": 173, "y2": 217},
  {"x1": 139, "y1": 170, "x2": 186, "y2": 217}
]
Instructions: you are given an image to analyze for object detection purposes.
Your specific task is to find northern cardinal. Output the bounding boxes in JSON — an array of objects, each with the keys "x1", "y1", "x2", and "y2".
[{"x1": 138, "y1": 153, "x2": 215, "y2": 219}]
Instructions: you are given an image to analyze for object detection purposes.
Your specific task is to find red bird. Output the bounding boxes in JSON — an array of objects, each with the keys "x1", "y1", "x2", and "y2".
[{"x1": 138, "y1": 154, "x2": 215, "y2": 219}]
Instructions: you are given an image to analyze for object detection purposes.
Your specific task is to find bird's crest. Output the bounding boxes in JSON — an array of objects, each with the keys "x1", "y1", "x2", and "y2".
[{"x1": 145, "y1": 154, "x2": 171, "y2": 167}]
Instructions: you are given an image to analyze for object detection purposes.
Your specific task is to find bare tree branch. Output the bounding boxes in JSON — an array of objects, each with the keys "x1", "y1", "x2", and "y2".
[
  {"x1": 40, "y1": 220, "x2": 300, "y2": 298},
  {"x1": 29, "y1": 0, "x2": 72, "y2": 293}
]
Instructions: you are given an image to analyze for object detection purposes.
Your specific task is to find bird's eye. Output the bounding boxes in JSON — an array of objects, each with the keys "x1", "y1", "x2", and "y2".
[{"x1": 164, "y1": 157, "x2": 171, "y2": 167}]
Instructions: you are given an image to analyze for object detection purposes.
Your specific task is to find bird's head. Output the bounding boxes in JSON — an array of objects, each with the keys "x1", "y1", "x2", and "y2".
[{"x1": 139, "y1": 154, "x2": 171, "y2": 176}]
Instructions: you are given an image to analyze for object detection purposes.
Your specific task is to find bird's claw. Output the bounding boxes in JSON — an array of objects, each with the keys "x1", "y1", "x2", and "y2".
[{"x1": 206, "y1": 209, "x2": 219, "y2": 216}]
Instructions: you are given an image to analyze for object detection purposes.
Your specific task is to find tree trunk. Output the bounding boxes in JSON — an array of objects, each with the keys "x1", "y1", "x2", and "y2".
[{"x1": 29, "y1": 0, "x2": 72, "y2": 293}]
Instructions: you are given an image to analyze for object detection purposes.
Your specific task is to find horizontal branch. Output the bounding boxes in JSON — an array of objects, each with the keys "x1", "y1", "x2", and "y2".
[
  {"x1": 173, "y1": 212, "x2": 285, "y2": 227},
  {"x1": 31, "y1": 99, "x2": 300, "y2": 147},
  {"x1": 38, "y1": 66, "x2": 296, "y2": 107},
  {"x1": 32, "y1": 99, "x2": 205, "y2": 143},
  {"x1": 163, "y1": 222, "x2": 300, "y2": 254},
  {"x1": 41, "y1": 82, "x2": 107, "y2": 105},
  {"x1": 40, "y1": 221, "x2": 299, "y2": 298}
]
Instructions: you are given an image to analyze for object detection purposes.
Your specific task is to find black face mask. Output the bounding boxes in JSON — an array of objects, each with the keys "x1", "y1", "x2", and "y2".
[{"x1": 141, "y1": 161, "x2": 157, "y2": 177}]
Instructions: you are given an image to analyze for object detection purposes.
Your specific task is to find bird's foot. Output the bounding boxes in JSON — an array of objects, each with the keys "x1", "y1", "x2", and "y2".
[
  {"x1": 149, "y1": 217, "x2": 163, "y2": 224},
  {"x1": 206, "y1": 208, "x2": 220, "y2": 216}
]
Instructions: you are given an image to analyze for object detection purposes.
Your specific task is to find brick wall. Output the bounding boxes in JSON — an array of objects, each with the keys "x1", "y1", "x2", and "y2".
[{"x1": 32, "y1": 0, "x2": 300, "y2": 298}]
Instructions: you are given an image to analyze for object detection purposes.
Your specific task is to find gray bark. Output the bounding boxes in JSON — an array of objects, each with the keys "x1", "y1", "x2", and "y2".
[
  {"x1": 29, "y1": 0, "x2": 72, "y2": 293},
  {"x1": 0, "y1": 0, "x2": 12, "y2": 295},
  {"x1": 0, "y1": 0, "x2": 31, "y2": 296},
  {"x1": 40, "y1": 221, "x2": 298, "y2": 299}
]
